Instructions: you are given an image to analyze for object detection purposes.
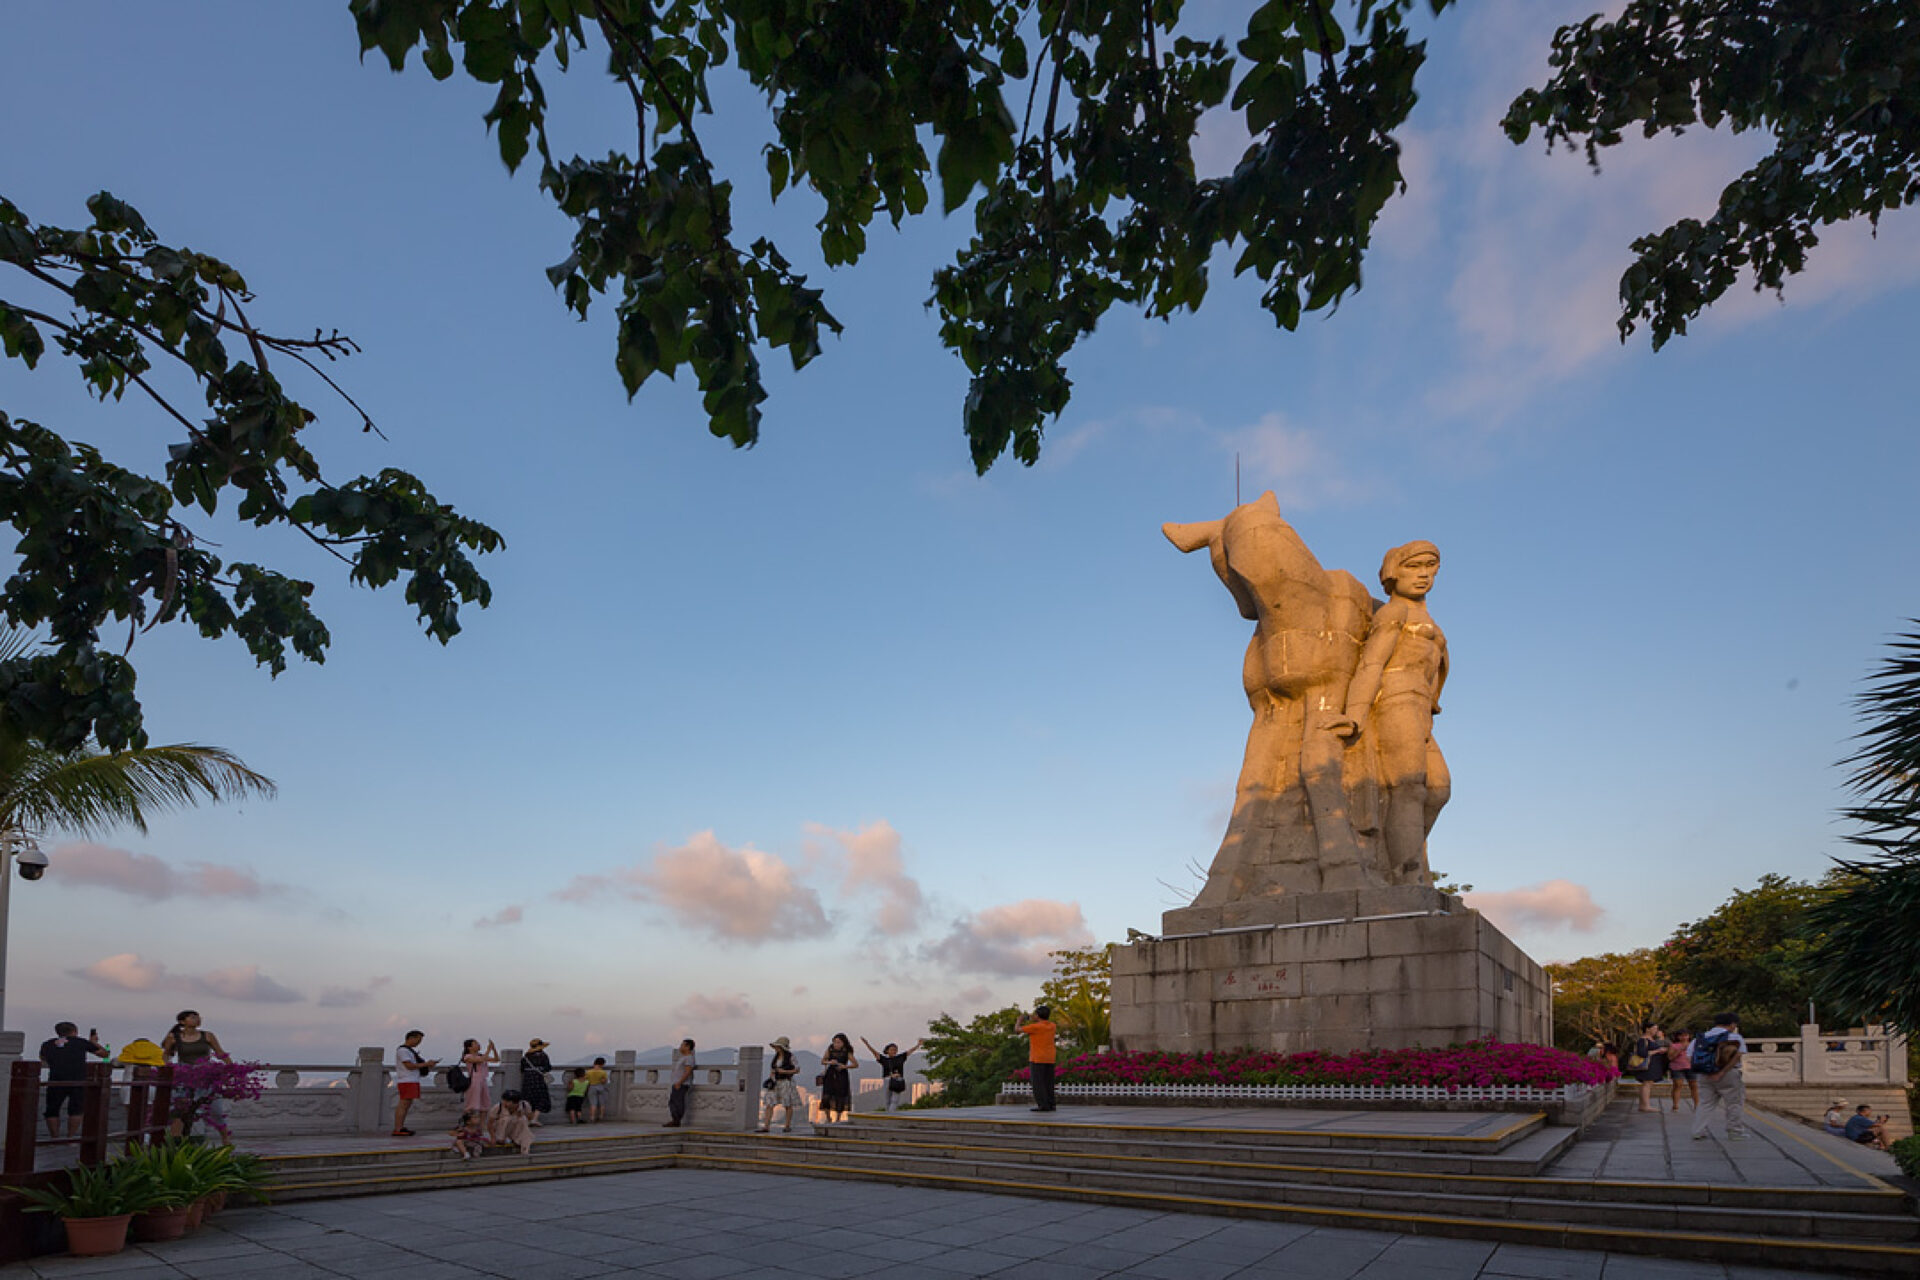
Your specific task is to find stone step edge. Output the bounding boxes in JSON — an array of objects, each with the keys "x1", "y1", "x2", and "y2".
[
  {"x1": 264, "y1": 1151, "x2": 675, "y2": 1197},
  {"x1": 835, "y1": 1111, "x2": 1545, "y2": 1150},
  {"x1": 685, "y1": 1133, "x2": 1910, "y2": 1211},
  {"x1": 257, "y1": 1130, "x2": 686, "y2": 1167},
  {"x1": 261, "y1": 1131, "x2": 1911, "y2": 1213},
  {"x1": 674, "y1": 1153, "x2": 1920, "y2": 1275},
  {"x1": 259, "y1": 1147, "x2": 1919, "y2": 1273},
  {"x1": 695, "y1": 1145, "x2": 1919, "y2": 1240}
]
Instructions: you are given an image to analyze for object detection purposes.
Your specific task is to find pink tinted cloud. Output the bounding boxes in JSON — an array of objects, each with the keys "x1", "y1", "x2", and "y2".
[
  {"x1": 809, "y1": 819, "x2": 925, "y2": 935},
  {"x1": 48, "y1": 843, "x2": 288, "y2": 902},
  {"x1": 672, "y1": 992, "x2": 755, "y2": 1023},
  {"x1": 317, "y1": 976, "x2": 392, "y2": 1009},
  {"x1": 69, "y1": 953, "x2": 307, "y2": 1003},
  {"x1": 923, "y1": 899, "x2": 1094, "y2": 976},
  {"x1": 1466, "y1": 880, "x2": 1604, "y2": 933},
  {"x1": 71, "y1": 952, "x2": 169, "y2": 992},
  {"x1": 475, "y1": 905, "x2": 524, "y2": 928},
  {"x1": 192, "y1": 965, "x2": 304, "y2": 1004},
  {"x1": 556, "y1": 831, "x2": 829, "y2": 943}
]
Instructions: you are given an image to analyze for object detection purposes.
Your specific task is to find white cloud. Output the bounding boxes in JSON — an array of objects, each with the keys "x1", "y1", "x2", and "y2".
[
  {"x1": 671, "y1": 992, "x2": 755, "y2": 1023},
  {"x1": 556, "y1": 830, "x2": 829, "y2": 943},
  {"x1": 317, "y1": 976, "x2": 392, "y2": 1008},
  {"x1": 192, "y1": 965, "x2": 305, "y2": 1004},
  {"x1": 1466, "y1": 879, "x2": 1604, "y2": 933},
  {"x1": 923, "y1": 899, "x2": 1094, "y2": 976},
  {"x1": 72, "y1": 953, "x2": 307, "y2": 1003},
  {"x1": 47, "y1": 843, "x2": 289, "y2": 902},
  {"x1": 71, "y1": 952, "x2": 168, "y2": 992},
  {"x1": 808, "y1": 819, "x2": 925, "y2": 935}
]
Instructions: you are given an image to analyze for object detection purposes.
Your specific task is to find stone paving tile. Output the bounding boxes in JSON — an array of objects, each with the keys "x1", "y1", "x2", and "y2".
[
  {"x1": 1483, "y1": 1243, "x2": 1608, "y2": 1280},
  {"x1": 983, "y1": 1264, "x2": 1109, "y2": 1280},
  {"x1": 845, "y1": 1237, "x2": 953, "y2": 1263},
  {"x1": 622, "y1": 1254, "x2": 757, "y2": 1280},
  {"x1": 1601, "y1": 1258, "x2": 1726, "y2": 1280},
  {"x1": 1112, "y1": 1251, "x2": 1244, "y2": 1280}
]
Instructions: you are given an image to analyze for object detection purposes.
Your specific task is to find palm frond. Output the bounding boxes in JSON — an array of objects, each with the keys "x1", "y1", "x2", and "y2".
[{"x1": 2, "y1": 743, "x2": 276, "y2": 839}]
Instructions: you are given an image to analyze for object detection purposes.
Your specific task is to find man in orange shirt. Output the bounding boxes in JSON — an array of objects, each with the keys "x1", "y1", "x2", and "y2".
[{"x1": 1017, "y1": 1006, "x2": 1057, "y2": 1113}]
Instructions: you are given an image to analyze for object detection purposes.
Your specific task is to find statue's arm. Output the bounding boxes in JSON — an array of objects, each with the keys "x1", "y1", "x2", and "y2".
[
  {"x1": 1432, "y1": 643, "x2": 1449, "y2": 714},
  {"x1": 1342, "y1": 601, "x2": 1404, "y2": 727}
]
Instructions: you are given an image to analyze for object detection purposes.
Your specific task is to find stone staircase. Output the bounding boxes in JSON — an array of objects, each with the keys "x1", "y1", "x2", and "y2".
[{"x1": 258, "y1": 1111, "x2": 1920, "y2": 1275}]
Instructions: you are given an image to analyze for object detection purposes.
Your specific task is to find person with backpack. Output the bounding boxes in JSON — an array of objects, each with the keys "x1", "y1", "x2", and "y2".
[
  {"x1": 457, "y1": 1038, "x2": 498, "y2": 1114},
  {"x1": 391, "y1": 1029, "x2": 439, "y2": 1136},
  {"x1": 1688, "y1": 1012, "x2": 1749, "y2": 1141}
]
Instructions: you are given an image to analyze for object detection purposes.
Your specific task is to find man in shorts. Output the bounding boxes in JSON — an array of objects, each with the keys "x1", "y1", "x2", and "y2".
[
  {"x1": 39, "y1": 1022, "x2": 109, "y2": 1138},
  {"x1": 392, "y1": 1029, "x2": 439, "y2": 1136}
]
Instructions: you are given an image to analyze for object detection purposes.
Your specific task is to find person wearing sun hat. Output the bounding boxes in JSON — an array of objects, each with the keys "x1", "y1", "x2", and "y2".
[
  {"x1": 757, "y1": 1036, "x2": 802, "y2": 1133},
  {"x1": 520, "y1": 1038, "x2": 554, "y2": 1127}
]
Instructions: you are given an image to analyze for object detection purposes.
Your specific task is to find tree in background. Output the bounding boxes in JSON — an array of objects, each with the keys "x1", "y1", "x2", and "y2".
[
  {"x1": 1807, "y1": 626, "x2": 1920, "y2": 1035},
  {"x1": 1040, "y1": 944, "x2": 1114, "y2": 1057},
  {"x1": 916, "y1": 1005, "x2": 1028, "y2": 1108},
  {"x1": 1546, "y1": 949, "x2": 1706, "y2": 1052},
  {"x1": 1657, "y1": 872, "x2": 1841, "y2": 1037}
]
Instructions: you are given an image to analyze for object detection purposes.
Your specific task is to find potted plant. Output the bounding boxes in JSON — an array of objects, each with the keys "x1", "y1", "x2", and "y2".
[
  {"x1": 136, "y1": 1141, "x2": 233, "y2": 1236},
  {"x1": 15, "y1": 1161, "x2": 154, "y2": 1257}
]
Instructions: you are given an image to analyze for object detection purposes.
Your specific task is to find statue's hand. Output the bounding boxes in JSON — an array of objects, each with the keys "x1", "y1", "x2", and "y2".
[{"x1": 1324, "y1": 716, "x2": 1359, "y2": 741}]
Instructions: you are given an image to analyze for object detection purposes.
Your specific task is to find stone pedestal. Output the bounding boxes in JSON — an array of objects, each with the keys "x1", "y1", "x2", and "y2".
[{"x1": 1111, "y1": 886, "x2": 1551, "y2": 1054}]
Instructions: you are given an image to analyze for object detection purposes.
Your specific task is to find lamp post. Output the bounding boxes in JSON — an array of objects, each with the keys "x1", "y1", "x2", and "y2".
[{"x1": 0, "y1": 831, "x2": 46, "y2": 1035}]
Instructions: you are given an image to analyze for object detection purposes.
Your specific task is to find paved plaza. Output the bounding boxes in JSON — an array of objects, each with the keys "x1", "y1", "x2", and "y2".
[{"x1": 0, "y1": 1164, "x2": 1864, "y2": 1280}]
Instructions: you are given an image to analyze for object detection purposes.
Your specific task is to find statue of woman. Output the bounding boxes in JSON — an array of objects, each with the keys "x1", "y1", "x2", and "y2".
[{"x1": 1331, "y1": 540, "x2": 1449, "y2": 885}]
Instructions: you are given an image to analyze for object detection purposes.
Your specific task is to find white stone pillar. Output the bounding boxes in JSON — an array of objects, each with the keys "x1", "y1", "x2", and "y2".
[
  {"x1": 613, "y1": 1049, "x2": 636, "y2": 1121},
  {"x1": 734, "y1": 1046, "x2": 763, "y2": 1132},
  {"x1": 351, "y1": 1046, "x2": 386, "y2": 1134},
  {"x1": 1799, "y1": 1023, "x2": 1822, "y2": 1085}
]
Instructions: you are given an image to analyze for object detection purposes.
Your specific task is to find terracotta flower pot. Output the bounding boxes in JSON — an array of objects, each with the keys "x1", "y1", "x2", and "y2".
[
  {"x1": 131, "y1": 1204, "x2": 192, "y2": 1243},
  {"x1": 204, "y1": 1190, "x2": 227, "y2": 1215},
  {"x1": 186, "y1": 1199, "x2": 207, "y2": 1230},
  {"x1": 61, "y1": 1214, "x2": 133, "y2": 1257}
]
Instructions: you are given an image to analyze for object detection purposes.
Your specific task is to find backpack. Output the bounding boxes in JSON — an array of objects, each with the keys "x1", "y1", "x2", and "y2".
[
  {"x1": 447, "y1": 1063, "x2": 471, "y2": 1093},
  {"x1": 1690, "y1": 1030, "x2": 1726, "y2": 1074}
]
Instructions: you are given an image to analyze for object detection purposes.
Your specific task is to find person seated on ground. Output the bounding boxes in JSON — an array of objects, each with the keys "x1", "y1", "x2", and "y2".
[
  {"x1": 1824, "y1": 1101, "x2": 1849, "y2": 1135},
  {"x1": 488, "y1": 1089, "x2": 537, "y2": 1155},
  {"x1": 1843, "y1": 1105, "x2": 1892, "y2": 1151},
  {"x1": 451, "y1": 1109, "x2": 486, "y2": 1161}
]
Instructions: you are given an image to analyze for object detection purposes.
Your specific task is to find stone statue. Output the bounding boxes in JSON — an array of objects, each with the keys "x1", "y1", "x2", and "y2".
[{"x1": 1164, "y1": 493, "x2": 1447, "y2": 903}]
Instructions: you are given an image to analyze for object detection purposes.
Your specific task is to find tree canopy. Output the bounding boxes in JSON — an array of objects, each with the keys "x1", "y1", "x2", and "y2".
[
  {"x1": 1656, "y1": 871, "x2": 1843, "y2": 1037},
  {"x1": 1546, "y1": 949, "x2": 1706, "y2": 1052},
  {"x1": 7, "y1": 0, "x2": 1916, "y2": 742}
]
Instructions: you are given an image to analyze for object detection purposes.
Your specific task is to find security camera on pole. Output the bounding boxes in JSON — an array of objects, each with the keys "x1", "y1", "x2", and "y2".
[{"x1": 0, "y1": 836, "x2": 45, "y2": 1059}]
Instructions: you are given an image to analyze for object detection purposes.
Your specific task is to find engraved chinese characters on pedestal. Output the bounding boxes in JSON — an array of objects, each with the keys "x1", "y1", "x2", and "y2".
[{"x1": 1165, "y1": 492, "x2": 1449, "y2": 903}]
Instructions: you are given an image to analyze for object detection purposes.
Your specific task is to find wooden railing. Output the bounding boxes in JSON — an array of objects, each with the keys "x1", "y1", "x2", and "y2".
[{"x1": 2, "y1": 1061, "x2": 174, "y2": 1177}]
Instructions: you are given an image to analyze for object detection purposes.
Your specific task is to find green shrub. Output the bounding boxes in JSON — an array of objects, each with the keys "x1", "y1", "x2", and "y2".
[{"x1": 1891, "y1": 1134, "x2": 1920, "y2": 1179}]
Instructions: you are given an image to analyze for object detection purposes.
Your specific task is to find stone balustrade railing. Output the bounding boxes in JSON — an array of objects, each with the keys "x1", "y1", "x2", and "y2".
[
  {"x1": 1729, "y1": 1025, "x2": 1909, "y2": 1089},
  {"x1": 216, "y1": 1045, "x2": 769, "y2": 1137}
]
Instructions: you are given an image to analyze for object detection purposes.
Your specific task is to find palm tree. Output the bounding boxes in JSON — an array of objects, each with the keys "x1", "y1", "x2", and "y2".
[
  {"x1": 0, "y1": 634, "x2": 278, "y2": 1030},
  {"x1": 1807, "y1": 625, "x2": 1920, "y2": 1035},
  {"x1": 0, "y1": 732, "x2": 276, "y2": 845},
  {"x1": 0, "y1": 628, "x2": 275, "y2": 843}
]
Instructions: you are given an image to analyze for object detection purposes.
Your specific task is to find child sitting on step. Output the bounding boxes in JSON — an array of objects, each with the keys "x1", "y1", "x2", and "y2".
[{"x1": 451, "y1": 1109, "x2": 486, "y2": 1160}]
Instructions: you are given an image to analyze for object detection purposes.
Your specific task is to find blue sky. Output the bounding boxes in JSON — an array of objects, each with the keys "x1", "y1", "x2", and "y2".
[{"x1": 5, "y1": 1, "x2": 1917, "y2": 1065}]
